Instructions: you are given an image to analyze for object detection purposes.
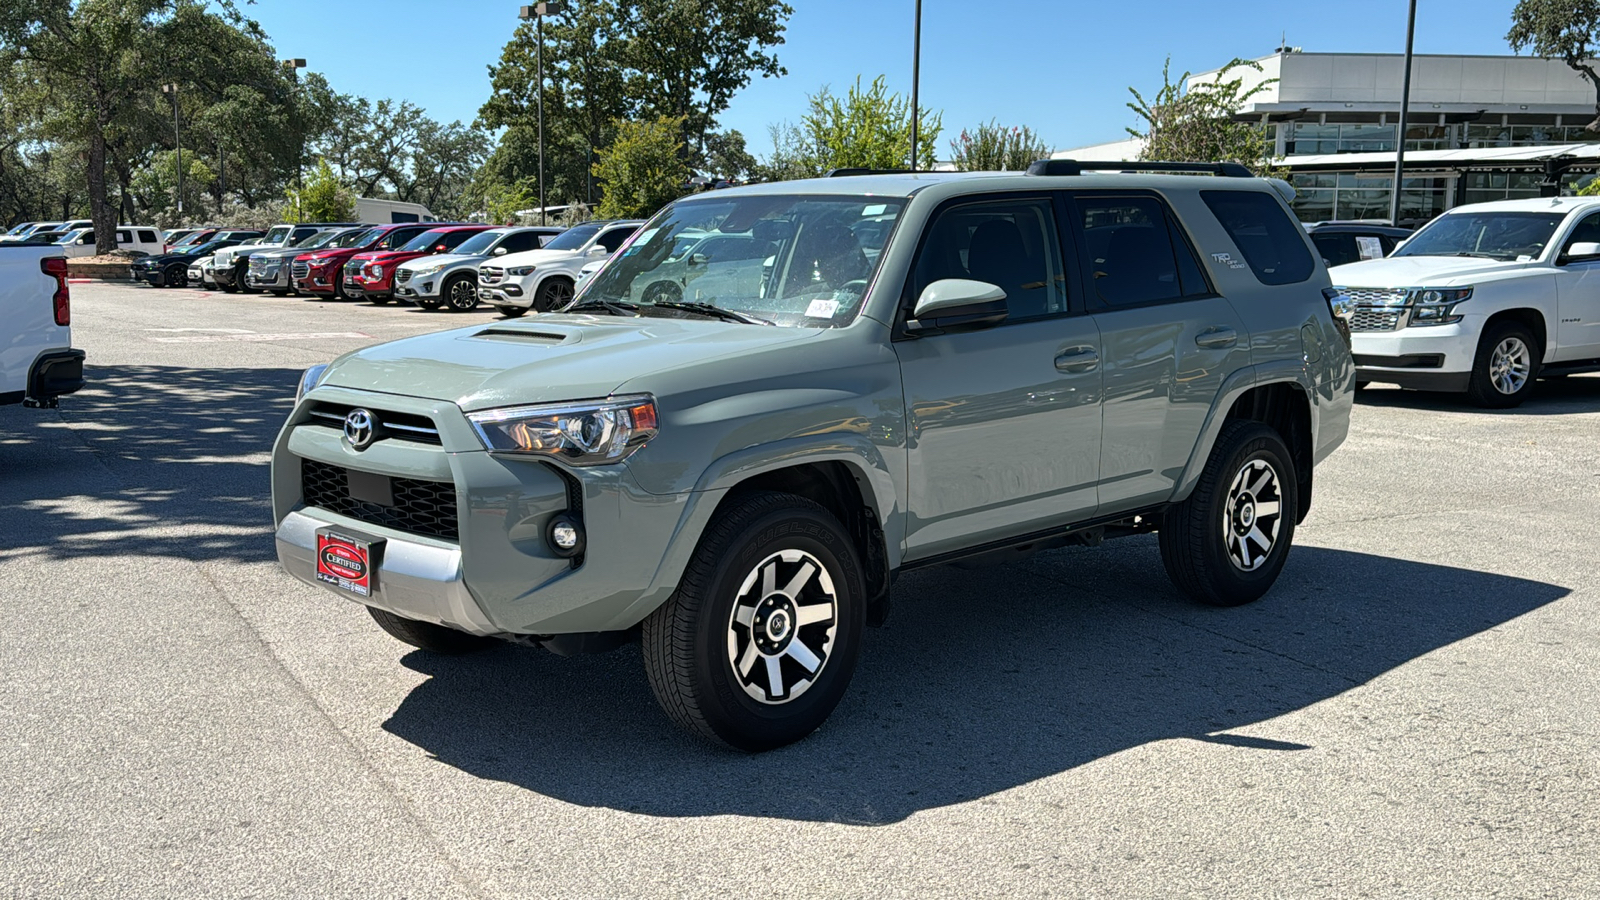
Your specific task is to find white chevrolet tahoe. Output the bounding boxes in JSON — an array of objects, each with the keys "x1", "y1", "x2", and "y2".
[
  {"x1": 1331, "y1": 197, "x2": 1600, "y2": 407},
  {"x1": 477, "y1": 219, "x2": 642, "y2": 316},
  {"x1": 0, "y1": 245, "x2": 84, "y2": 408}
]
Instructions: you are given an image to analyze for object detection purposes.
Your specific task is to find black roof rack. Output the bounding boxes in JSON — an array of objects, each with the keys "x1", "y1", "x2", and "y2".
[
  {"x1": 1025, "y1": 159, "x2": 1255, "y2": 178},
  {"x1": 825, "y1": 167, "x2": 912, "y2": 177}
]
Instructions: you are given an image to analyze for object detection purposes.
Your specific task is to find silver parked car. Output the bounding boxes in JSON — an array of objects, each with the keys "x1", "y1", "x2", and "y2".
[
  {"x1": 394, "y1": 226, "x2": 563, "y2": 312},
  {"x1": 246, "y1": 227, "x2": 370, "y2": 295},
  {"x1": 276, "y1": 162, "x2": 1355, "y2": 750}
]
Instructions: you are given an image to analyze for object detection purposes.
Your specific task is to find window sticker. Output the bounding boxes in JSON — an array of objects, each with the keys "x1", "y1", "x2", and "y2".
[
  {"x1": 805, "y1": 298, "x2": 841, "y2": 318},
  {"x1": 1356, "y1": 236, "x2": 1385, "y2": 260}
]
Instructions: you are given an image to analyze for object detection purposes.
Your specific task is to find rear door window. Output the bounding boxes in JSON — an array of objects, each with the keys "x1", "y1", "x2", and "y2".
[
  {"x1": 139, "y1": 230, "x2": 158, "y2": 243},
  {"x1": 1074, "y1": 195, "x2": 1208, "y2": 307},
  {"x1": 1201, "y1": 190, "x2": 1316, "y2": 285}
]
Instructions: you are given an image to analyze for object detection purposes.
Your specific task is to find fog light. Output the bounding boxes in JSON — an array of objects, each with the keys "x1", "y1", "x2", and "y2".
[{"x1": 546, "y1": 514, "x2": 585, "y2": 558}]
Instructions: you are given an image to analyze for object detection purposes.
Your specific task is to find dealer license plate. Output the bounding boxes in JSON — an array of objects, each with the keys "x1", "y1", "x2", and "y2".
[{"x1": 315, "y1": 529, "x2": 383, "y2": 597}]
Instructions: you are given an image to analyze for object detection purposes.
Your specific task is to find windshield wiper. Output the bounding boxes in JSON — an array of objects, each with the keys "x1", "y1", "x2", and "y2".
[
  {"x1": 564, "y1": 298, "x2": 641, "y2": 317},
  {"x1": 648, "y1": 300, "x2": 775, "y2": 326}
]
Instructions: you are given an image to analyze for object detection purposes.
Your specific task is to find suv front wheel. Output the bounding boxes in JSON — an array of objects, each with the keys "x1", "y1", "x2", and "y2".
[
  {"x1": 642, "y1": 492, "x2": 865, "y2": 751},
  {"x1": 1467, "y1": 321, "x2": 1539, "y2": 408},
  {"x1": 1159, "y1": 421, "x2": 1298, "y2": 607}
]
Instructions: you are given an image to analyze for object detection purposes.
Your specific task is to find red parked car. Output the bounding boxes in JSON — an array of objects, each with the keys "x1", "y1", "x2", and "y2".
[
  {"x1": 291, "y1": 223, "x2": 435, "y2": 300},
  {"x1": 345, "y1": 224, "x2": 494, "y2": 304}
]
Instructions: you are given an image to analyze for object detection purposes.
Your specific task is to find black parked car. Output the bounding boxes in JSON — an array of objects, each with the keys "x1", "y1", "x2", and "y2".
[
  {"x1": 130, "y1": 239, "x2": 250, "y2": 287},
  {"x1": 1305, "y1": 221, "x2": 1413, "y2": 268}
]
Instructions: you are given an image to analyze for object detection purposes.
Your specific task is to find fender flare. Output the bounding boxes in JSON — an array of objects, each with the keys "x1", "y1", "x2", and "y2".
[{"x1": 1173, "y1": 360, "x2": 1319, "y2": 502}]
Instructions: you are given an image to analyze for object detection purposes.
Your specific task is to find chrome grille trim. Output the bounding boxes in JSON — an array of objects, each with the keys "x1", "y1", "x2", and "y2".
[
  {"x1": 479, "y1": 266, "x2": 505, "y2": 285},
  {"x1": 291, "y1": 261, "x2": 310, "y2": 279},
  {"x1": 1350, "y1": 309, "x2": 1406, "y2": 332},
  {"x1": 396, "y1": 269, "x2": 413, "y2": 283}
]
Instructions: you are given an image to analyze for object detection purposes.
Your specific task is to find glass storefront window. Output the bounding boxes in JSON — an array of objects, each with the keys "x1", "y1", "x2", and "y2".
[{"x1": 1290, "y1": 174, "x2": 1452, "y2": 225}]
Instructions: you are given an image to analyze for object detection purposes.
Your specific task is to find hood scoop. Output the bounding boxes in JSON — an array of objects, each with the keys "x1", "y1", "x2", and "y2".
[{"x1": 471, "y1": 326, "x2": 580, "y2": 345}]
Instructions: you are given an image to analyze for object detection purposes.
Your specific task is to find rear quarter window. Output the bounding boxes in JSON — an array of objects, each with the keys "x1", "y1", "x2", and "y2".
[{"x1": 1201, "y1": 190, "x2": 1316, "y2": 285}]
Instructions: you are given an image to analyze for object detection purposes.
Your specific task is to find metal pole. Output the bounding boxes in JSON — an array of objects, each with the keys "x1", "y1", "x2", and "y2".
[
  {"x1": 170, "y1": 86, "x2": 184, "y2": 216},
  {"x1": 910, "y1": 0, "x2": 922, "y2": 172},
  {"x1": 1389, "y1": 0, "x2": 1418, "y2": 226},
  {"x1": 538, "y1": 11, "x2": 546, "y2": 226}
]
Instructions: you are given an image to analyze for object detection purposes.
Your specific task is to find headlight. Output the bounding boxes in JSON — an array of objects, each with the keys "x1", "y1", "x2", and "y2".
[
  {"x1": 507, "y1": 265, "x2": 536, "y2": 276},
  {"x1": 1408, "y1": 287, "x2": 1472, "y2": 326},
  {"x1": 296, "y1": 363, "x2": 329, "y2": 402},
  {"x1": 369, "y1": 264, "x2": 385, "y2": 278},
  {"x1": 467, "y1": 395, "x2": 659, "y2": 465},
  {"x1": 412, "y1": 263, "x2": 447, "y2": 277}
]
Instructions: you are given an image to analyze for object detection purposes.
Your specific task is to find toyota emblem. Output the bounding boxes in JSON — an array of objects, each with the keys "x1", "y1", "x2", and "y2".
[{"x1": 343, "y1": 408, "x2": 378, "y2": 450}]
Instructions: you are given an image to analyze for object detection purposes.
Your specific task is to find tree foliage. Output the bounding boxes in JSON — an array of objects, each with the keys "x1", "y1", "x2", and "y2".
[
  {"x1": 1126, "y1": 58, "x2": 1280, "y2": 177},
  {"x1": 1508, "y1": 0, "x2": 1600, "y2": 129},
  {"x1": 592, "y1": 116, "x2": 689, "y2": 219},
  {"x1": 950, "y1": 121, "x2": 1052, "y2": 172},
  {"x1": 285, "y1": 158, "x2": 355, "y2": 224},
  {"x1": 757, "y1": 76, "x2": 941, "y2": 180}
]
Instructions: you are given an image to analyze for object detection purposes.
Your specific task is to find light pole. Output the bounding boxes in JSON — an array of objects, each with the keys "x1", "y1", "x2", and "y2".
[
  {"x1": 161, "y1": 83, "x2": 183, "y2": 217},
  {"x1": 520, "y1": 3, "x2": 566, "y2": 225},
  {"x1": 285, "y1": 59, "x2": 307, "y2": 222},
  {"x1": 910, "y1": 0, "x2": 922, "y2": 172},
  {"x1": 1389, "y1": 0, "x2": 1417, "y2": 226}
]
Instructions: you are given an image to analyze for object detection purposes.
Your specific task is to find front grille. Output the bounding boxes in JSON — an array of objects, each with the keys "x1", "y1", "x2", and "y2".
[
  {"x1": 303, "y1": 402, "x2": 442, "y2": 445},
  {"x1": 479, "y1": 266, "x2": 504, "y2": 285},
  {"x1": 300, "y1": 459, "x2": 459, "y2": 540},
  {"x1": 1343, "y1": 288, "x2": 1409, "y2": 306},
  {"x1": 344, "y1": 261, "x2": 363, "y2": 277},
  {"x1": 1350, "y1": 308, "x2": 1405, "y2": 332},
  {"x1": 396, "y1": 269, "x2": 413, "y2": 283},
  {"x1": 291, "y1": 261, "x2": 310, "y2": 279}
]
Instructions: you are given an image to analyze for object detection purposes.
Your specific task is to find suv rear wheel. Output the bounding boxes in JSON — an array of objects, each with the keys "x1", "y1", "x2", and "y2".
[
  {"x1": 642, "y1": 492, "x2": 865, "y2": 751},
  {"x1": 366, "y1": 607, "x2": 495, "y2": 654},
  {"x1": 1159, "y1": 421, "x2": 1298, "y2": 607},
  {"x1": 1467, "y1": 321, "x2": 1539, "y2": 408}
]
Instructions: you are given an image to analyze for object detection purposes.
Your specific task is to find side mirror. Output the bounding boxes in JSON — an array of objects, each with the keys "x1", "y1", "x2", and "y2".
[
  {"x1": 1565, "y1": 241, "x2": 1600, "y2": 261},
  {"x1": 589, "y1": 245, "x2": 609, "y2": 256},
  {"x1": 906, "y1": 279, "x2": 1009, "y2": 334},
  {"x1": 493, "y1": 246, "x2": 508, "y2": 256},
  {"x1": 688, "y1": 253, "x2": 710, "y2": 267},
  {"x1": 434, "y1": 244, "x2": 448, "y2": 252}
]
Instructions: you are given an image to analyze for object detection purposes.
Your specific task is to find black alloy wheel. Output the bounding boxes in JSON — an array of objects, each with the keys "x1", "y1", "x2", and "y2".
[
  {"x1": 164, "y1": 265, "x2": 187, "y2": 288},
  {"x1": 534, "y1": 277, "x2": 575, "y2": 312}
]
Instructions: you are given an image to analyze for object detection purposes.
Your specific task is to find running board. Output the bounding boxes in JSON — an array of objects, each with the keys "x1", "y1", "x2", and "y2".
[{"x1": 896, "y1": 506, "x2": 1168, "y2": 572}]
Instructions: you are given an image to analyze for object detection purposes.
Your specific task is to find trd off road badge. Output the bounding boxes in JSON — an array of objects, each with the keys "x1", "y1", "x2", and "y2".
[{"x1": 1211, "y1": 252, "x2": 1248, "y2": 270}]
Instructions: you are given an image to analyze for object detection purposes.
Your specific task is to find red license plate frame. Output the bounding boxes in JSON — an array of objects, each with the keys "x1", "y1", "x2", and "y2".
[{"x1": 315, "y1": 529, "x2": 383, "y2": 598}]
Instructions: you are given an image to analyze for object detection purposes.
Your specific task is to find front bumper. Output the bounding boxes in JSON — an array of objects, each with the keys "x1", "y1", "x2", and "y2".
[
  {"x1": 213, "y1": 264, "x2": 238, "y2": 287},
  {"x1": 247, "y1": 267, "x2": 289, "y2": 290},
  {"x1": 478, "y1": 282, "x2": 529, "y2": 308},
  {"x1": 271, "y1": 389, "x2": 708, "y2": 636},
  {"x1": 1351, "y1": 317, "x2": 1480, "y2": 390}
]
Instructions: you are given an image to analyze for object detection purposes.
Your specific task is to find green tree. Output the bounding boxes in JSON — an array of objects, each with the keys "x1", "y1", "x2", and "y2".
[
  {"x1": 0, "y1": 0, "x2": 285, "y2": 250},
  {"x1": 592, "y1": 116, "x2": 688, "y2": 219},
  {"x1": 129, "y1": 149, "x2": 216, "y2": 222},
  {"x1": 950, "y1": 121, "x2": 1052, "y2": 172},
  {"x1": 768, "y1": 75, "x2": 941, "y2": 177},
  {"x1": 703, "y1": 129, "x2": 758, "y2": 181},
  {"x1": 614, "y1": 0, "x2": 793, "y2": 157},
  {"x1": 1509, "y1": 0, "x2": 1600, "y2": 130},
  {"x1": 1126, "y1": 58, "x2": 1280, "y2": 177},
  {"x1": 285, "y1": 158, "x2": 355, "y2": 223}
]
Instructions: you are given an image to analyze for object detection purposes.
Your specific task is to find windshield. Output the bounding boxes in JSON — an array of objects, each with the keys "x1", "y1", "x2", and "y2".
[
  {"x1": 579, "y1": 194, "x2": 906, "y2": 328},
  {"x1": 185, "y1": 240, "x2": 227, "y2": 256},
  {"x1": 264, "y1": 226, "x2": 292, "y2": 244},
  {"x1": 53, "y1": 230, "x2": 84, "y2": 244},
  {"x1": 543, "y1": 222, "x2": 601, "y2": 251},
  {"x1": 331, "y1": 228, "x2": 370, "y2": 248},
  {"x1": 1395, "y1": 212, "x2": 1565, "y2": 261},
  {"x1": 453, "y1": 230, "x2": 508, "y2": 255}
]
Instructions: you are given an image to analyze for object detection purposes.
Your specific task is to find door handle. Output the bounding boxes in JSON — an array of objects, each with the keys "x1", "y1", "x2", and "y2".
[
  {"x1": 1055, "y1": 346, "x2": 1099, "y2": 373},
  {"x1": 1195, "y1": 326, "x2": 1238, "y2": 349}
]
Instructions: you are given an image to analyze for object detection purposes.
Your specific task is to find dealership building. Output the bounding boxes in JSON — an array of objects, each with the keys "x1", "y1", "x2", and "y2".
[{"x1": 1063, "y1": 49, "x2": 1600, "y2": 226}]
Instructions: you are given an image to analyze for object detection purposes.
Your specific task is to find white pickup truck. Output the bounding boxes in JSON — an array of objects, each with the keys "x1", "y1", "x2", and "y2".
[
  {"x1": 1331, "y1": 196, "x2": 1600, "y2": 407},
  {"x1": 1, "y1": 245, "x2": 84, "y2": 408}
]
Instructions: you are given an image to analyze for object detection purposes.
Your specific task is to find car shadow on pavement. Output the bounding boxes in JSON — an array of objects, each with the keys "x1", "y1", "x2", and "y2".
[
  {"x1": 0, "y1": 364, "x2": 296, "y2": 563},
  {"x1": 1356, "y1": 373, "x2": 1600, "y2": 415},
  {"x1": 380, "y1": 539, "x2": 1567, "y2": 825}
]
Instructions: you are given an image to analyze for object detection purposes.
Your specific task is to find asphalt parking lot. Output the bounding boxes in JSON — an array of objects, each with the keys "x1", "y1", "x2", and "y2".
[{"x1": 2, "y1": 281, "x2": 1597, "y2": 898}]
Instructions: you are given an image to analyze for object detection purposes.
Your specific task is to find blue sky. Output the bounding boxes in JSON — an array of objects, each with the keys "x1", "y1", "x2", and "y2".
[{"x1": 246, "y1": 0, "x2": 1522, "y2": 157}]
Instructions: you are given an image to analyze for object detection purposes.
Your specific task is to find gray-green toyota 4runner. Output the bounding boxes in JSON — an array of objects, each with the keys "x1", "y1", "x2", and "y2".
[{"x1": 274, "y1": 160, "x2": 1356, "y2": 751}]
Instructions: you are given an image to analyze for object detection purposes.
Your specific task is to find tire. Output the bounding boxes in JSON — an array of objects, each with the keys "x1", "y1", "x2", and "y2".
[
  {"x1": 534, "y1": 277, "x2": 575, "y2": 312},
  {"x1": 236, "y1": 262, "x2": 258, "y2": 293},
  {"x1": 164, "y1": 265, "x2": 187, "y2": 288},
  {"x1": 495, "y1": 305, "x2": 528, "y2": 318},
  {"x1": 333, "y1": 270, "x2": 351, "y2": 301},
  {"x1": 443, "y1": 274, "x2": 480, "y2": 312},
  {"x1": 642, "y1": 491, "x2": 865, "y2": 751},
  {"x1": 1159, "y1": 421, "x2": 1298, "y2": 607},
  {"x1": 1466, "y1": 321, "x2": 1539, "y2": 408},
  {"x1": 366, "y1": 607, "x2": 495, "y2": 655},
  {"x1": 643, "y1": 280, "x2": 683, "y2": 305}
]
